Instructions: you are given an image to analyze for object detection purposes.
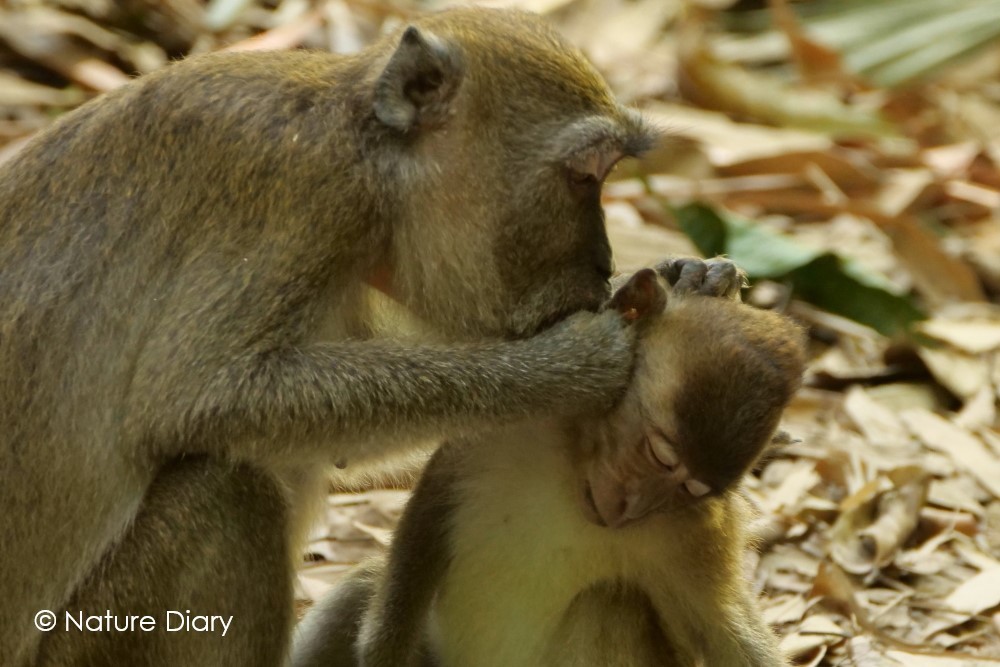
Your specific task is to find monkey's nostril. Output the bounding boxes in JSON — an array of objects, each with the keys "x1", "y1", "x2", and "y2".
[{"x1": 582, "y1": 482, "x2": 607, "y2": 527}]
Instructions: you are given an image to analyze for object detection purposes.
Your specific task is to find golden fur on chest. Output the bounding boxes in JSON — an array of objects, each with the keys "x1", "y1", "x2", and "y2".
[{"x1": 430, "y1": 425, "x2": 748, "y2": 667}]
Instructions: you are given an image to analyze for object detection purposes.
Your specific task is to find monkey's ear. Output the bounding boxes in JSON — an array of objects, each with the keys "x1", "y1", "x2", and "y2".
[
  {"x1": 374, "y1": 27, "x2": 463, "y2": 132},
  {"x1": 607, "y1": 268, "x2": 667, "y2": 324}
]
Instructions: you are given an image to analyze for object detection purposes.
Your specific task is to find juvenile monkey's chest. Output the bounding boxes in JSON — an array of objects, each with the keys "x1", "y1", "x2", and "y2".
[{"x1": 429, "y1": 434, "x2": 680, "y2": 667}]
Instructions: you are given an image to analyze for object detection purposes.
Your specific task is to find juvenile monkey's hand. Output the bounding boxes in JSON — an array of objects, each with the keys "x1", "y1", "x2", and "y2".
[{"x1": 655, "y1": 257, "x2": 745, "y2": 300}]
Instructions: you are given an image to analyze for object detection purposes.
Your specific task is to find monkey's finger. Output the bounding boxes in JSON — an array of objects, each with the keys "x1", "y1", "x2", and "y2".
[
  {"x1": 653, "y1": 257, "x2": 693, "y2": 286},
  {"x1": 670, "y1": 260, "x2": 708, "y2": 295},
  {"x1": 700, "y1": 260, "x2": 745, "y2": 299}
]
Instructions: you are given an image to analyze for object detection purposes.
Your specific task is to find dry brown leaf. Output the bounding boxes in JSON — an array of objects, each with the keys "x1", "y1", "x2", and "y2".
[
  {"x1": 778, "y1": 614, "x2": 844, "y2": 660},
  {"x1": 576, "y1": 0, "x2": 678, "y2": 70},
  {"x1": 867, "y1": 383, "x2": 945, "y2": 416},
  {"x1": 876, "y1": 168, "x2": 939, "y2": 217},
  {"x1": 353, "y1": 521, "x2": 393, "y2": 546},
  {"x1": 879, "y1": 215, "x2": 986, "y2": 305},
  {"x1": 884, "y1": 651, "x2": 1000, "y2": 666},
  {"x1": 0, "y1": 72, "x2": 86, "y2": 107},
  {"x1": 768, "y1": 0, "x2": 868, "y2": 94},
  {"x1": 896, "y1": 530, "x2": 958, "y2": 576},
  {"x1": 606, "y1": 208, "x2": 699, "y2": 272},
  {"x1": 676, "y1": 16, "x2": 891, "y2": 138},
  {"x1": 718, "y1": 150, "x2": 878, "y2": 191},
  {"x1": 955, "y1": 387, "x2": 998, "y2": 430},
  {"x1": 297, "y1": 563, "x2": 353, "y2": 602},
  {"x1": 762, "y1": 593, "x2": 811, "y2": 626},
  {"x1": 642, "y1": 102, "x2": 831, "y2": 166},
  {"x1": 920, "y1": 318, "x2": 1000, "y2": 355},
  {"x1": 222, "y1": 10, "x2": 323, "y2": 52},
  {"x1": 929, "y1": 477, "x2": 988, "y2": 518},
  {"x1": 944, "y1": 567, "x2": 1000, "y2": 616},
  {"x1": 917, "y1": 346, "x2": 991, "y2": 401},
  {"x1": 923, "y1": 143, "x2": 982, "y2": 179},
  {"x1": 844, "y1": 386, "x2": 911, "y2": 448},
  {"x1": 0, "y1": 7, "x2": 140, "y2": 90},
  {"x1": 946, "y1": 180, "x2": 1000, "y2": 213},
  {"x1": 830, "y1": 467, "x2": 930, "y2": 575},
  {"x1": 760, "y1": 459, "x2": 821, "y2": 515},
  {"x1": 902, "y1": 409, "x2": 1000, "y2": 498}
]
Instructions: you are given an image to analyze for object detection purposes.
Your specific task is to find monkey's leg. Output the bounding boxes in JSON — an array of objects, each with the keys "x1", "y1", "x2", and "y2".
[
  {"x1": 291, "y1": 559, "x2": 384, "y2": 667},
  {"x1": 35, "y1": 457, "x2": 293, "y2": 667}
]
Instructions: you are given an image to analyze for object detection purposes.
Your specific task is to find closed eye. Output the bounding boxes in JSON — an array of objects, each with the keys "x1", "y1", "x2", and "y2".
[
  {"x1": 647, "y1": 429, "x2": 679, "y2": 470},
  {"x1": 567, "y1": 168, "x2": 599, "y2": 187},
  {"x1": 684, "y1": 478, "x2": 712, "y2": 497}
]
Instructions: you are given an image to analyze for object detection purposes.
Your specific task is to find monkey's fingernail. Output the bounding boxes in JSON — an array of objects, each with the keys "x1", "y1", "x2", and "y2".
[
  {"x1": 771, "y1": 430, "x2": 794, "y2": 445},
  {"x1": 648, "y1": 433, "x2": 678, "y2": 468},
  {"x1": 684, "y1": 479, "x2": 711, "y2": 497}
]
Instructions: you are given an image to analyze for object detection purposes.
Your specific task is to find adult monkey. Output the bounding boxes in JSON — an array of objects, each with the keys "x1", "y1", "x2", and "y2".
[{"x1": 0, "y1": 7, "x2": 739, "y2": 666}]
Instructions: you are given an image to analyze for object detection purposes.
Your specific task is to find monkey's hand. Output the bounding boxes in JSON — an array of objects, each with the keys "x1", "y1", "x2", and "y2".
[
  {"x1": 538, "y1": 308, "x2": 636, "y2": 411},
  {"x1": 654, "y1": 257, "x2": 746, "y2": 300}
]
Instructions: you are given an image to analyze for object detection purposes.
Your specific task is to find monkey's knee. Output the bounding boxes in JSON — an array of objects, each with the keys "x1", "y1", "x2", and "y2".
[
  {"x1": 292, "y1": 559, "x2": 384, "y2": 667},
  {"x1": 37, "y1": 458, "x2": 294, "y2": 667}
]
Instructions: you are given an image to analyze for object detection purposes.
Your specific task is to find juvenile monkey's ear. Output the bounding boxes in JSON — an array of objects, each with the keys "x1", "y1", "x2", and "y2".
[
  {"x1": 607, "y1": 268, "x2": 667, "y2": 324},
  {"x1": 374, "y1": 26, "x2": 463, "y2": 132}
]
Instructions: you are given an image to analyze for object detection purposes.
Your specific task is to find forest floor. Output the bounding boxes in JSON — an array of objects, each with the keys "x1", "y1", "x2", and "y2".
[{"x1": 3, "y1": 0, "x2": 1000, "y2": 663}]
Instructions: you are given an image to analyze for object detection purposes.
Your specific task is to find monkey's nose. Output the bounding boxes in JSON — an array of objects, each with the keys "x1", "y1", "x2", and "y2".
[{"x1": 583, "y1": 479, "x2": 634, "y2": 529}]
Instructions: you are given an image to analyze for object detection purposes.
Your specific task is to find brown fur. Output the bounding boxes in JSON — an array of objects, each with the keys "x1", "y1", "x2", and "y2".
[
  {"x1": 0, "y1": 8, "x2": 661, "y2": 666},
  {"x1": 295, "y1": 273, "x2": 805, "y2": 667}
]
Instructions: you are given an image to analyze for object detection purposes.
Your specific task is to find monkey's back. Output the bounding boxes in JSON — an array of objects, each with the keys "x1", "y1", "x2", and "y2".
[{"x1": 0, "y1": 49, "x2": 383, "y2": 663}]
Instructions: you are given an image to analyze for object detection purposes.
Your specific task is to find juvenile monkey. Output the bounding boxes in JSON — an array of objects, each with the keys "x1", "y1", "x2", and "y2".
[
  {"x1": 293, "y1": 269, "x2": 805, "y2": 667},
  {"x1": 0, "y1": 6, "x2": 746, "y2": 666}
]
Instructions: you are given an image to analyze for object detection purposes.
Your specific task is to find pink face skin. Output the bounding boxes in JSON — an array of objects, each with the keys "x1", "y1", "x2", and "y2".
[
  {"x1": 580, "y1": 397, "x2": 717, "y2": 530},
  {"x1": 567, "y1": 144, "x2": 624, "y2": 185},
  {"x1": 575, "y1": 268, "x2": 795, "y2": 530}
]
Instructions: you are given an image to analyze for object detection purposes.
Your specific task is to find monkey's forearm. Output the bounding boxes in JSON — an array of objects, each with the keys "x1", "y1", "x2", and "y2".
[
  {"x1": 699, "y1": 597, "x2": 787, "y2": 667},
  {"x1": 170, "y1": 311, "x2": 631, "y2": 461}
]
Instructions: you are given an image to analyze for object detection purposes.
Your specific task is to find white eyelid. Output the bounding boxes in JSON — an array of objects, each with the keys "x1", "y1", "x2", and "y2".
[
  {"x1": 567, "y1": 145, "x2": 623, "y2": 182},
  {"x1": 648, "y1": 432, "x2": 679, "y2": 468},
  {"x1": 684, "y1": 479, "x2": 711, "y2": 497}
]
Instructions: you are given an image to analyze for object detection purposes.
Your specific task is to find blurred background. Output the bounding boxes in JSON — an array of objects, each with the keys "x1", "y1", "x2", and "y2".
[{"x1": 3, "y1": 0, "x2": 1000, "y2": 663}]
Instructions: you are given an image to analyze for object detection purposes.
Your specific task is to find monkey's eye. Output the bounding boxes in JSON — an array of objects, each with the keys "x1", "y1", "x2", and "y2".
[
  {"x1": 567, "y1": 168, "x2": 599, "y2": 190},
  {"x1": 684, "y1": 479, "x2": 712, "y2": 498},
  {"x1": 647, "y1": 431, "x2": 679, "y2": 470},
  {"x1": 565, "y1": 146, "x2": 623, "y2": 192}
]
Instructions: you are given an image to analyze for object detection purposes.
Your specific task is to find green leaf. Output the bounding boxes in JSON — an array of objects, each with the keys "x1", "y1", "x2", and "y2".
[{"x1": 674, "y1": 203, "x2": 925, "y2": 337}]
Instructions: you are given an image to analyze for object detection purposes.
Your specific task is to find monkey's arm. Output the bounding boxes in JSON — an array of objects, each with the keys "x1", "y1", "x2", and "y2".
[
  {"x1": 152, "y1": 310, "x2": 630, "y2": 464},
  {"x1": 683, "y1": 497, "x2": 788, "y2": 667},
  {"x1": 356, "y1": 445, "x2": 462, "y2": 667},
  {"x1": 697, "y1": 594, "x2": 787, "y2": 667}
]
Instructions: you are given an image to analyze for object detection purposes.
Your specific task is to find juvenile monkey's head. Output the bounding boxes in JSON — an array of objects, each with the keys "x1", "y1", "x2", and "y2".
[
  {"x1": 580, "y1": 269, "x2": 806, "y2": 528},
  {"x1": 368, "y1": 8, "x2": 658, "y2": 340}
]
